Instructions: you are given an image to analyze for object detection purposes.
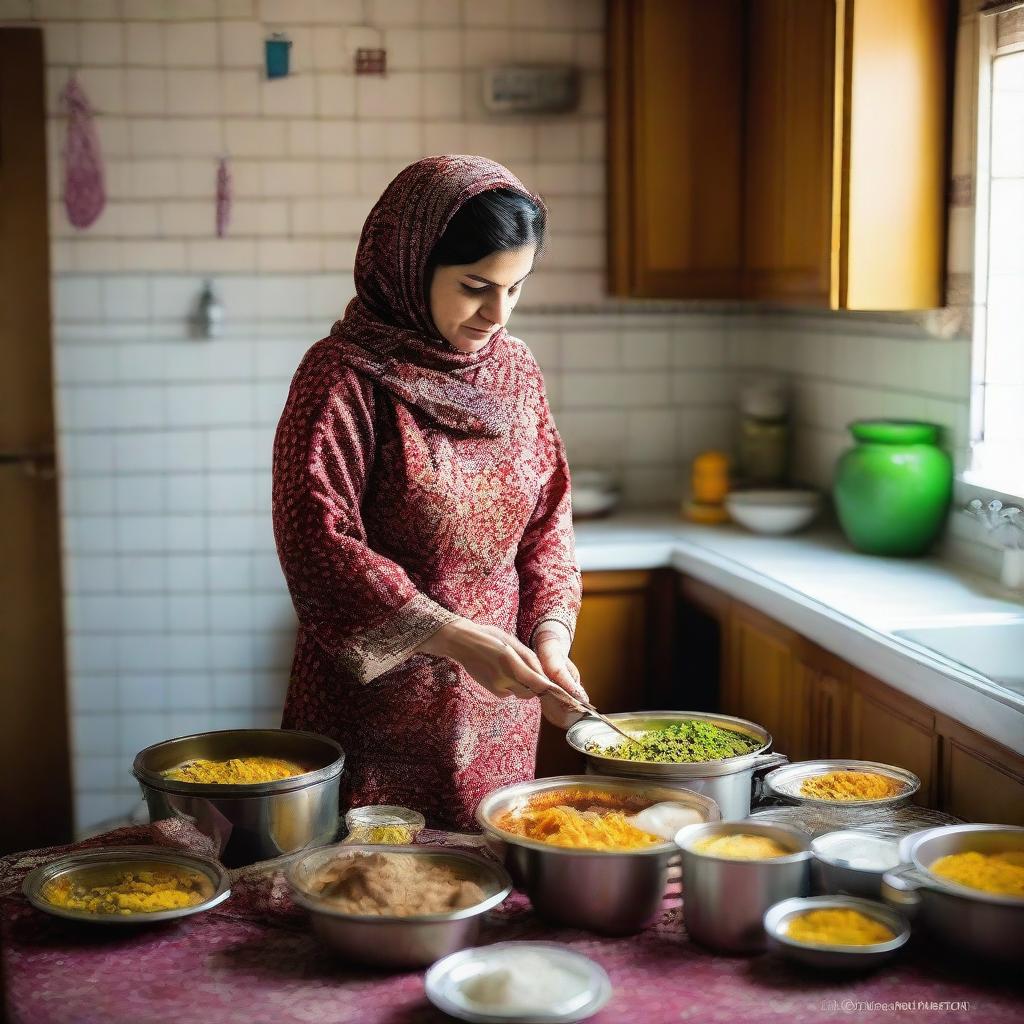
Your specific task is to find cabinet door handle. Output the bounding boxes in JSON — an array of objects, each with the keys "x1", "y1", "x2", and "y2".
[{"x1": 821, "y1": 688, "x2": 833, "y2": 756}]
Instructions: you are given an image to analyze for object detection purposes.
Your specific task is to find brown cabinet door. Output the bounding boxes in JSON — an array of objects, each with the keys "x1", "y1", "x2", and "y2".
[
  {"x1": 535, "y1": 571, "x2": 653, "y2": 778},
  {"x1": 937, "y1": 718, "x2": 1024, "y2": 826},
  {"x1": 726, "y1": 605, "x2": 806, "y2": 760},
  {"x1": 743, "y1": 0, "x2": 835, "y2": 305},
  {"x1": 607, "y1": 0, "x2": 744, "y2": 298},
  {"x1": 0, "y1": 28, "x2": 72, "y2": 852},
  {"x1": 848, "y1": 671, "x2": 939, "y2": 806},
  {"x1": 799, "y1": 651, "x2": 850, "y2": 762}
]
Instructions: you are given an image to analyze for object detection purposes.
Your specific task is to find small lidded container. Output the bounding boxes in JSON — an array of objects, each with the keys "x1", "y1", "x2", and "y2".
[{"x1": 343, "y1": 805, "x2": 426, "y2": 846}]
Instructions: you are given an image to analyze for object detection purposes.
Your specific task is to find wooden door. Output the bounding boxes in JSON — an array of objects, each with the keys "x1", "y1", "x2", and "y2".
[
  {"x1": 848, "y1": 671, "x2": 939, "y2": 806},
  {"x1": 0, "y1": 29, "x2": 73, "y2": 851},
  {"x1": 726, "y1": 604, "x2": 805, "y2": 760},
  {"x1": 743, "y1": 0, "x2": 835, "y2": 305},
  {"x1": 536, "y1": 571, "x2": 653, "y2": 777},
  {"x1": 937, "y1": 717, "x2": 1024, "y2": 826},
  {"x1": 607, "y1": 0, "x2": 744, "y2": 298}
]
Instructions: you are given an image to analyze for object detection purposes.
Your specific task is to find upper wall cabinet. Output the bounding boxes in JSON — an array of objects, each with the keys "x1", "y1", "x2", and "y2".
[{"x1": 607, "y1": 0, "x2": 955, "y2": 310}]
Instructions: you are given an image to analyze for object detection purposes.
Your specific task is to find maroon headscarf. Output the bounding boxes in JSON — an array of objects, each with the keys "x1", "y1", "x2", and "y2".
[{"x1": 330, "y1": 155, "x2": 547, "y2": 438}]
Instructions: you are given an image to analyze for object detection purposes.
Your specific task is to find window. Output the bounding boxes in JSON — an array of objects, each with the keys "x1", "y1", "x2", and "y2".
[{"x1": 970, "y1": 6, "x2": 1024, "y2": 497}]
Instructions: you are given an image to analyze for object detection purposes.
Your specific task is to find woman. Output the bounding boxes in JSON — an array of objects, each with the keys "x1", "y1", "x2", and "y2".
[{"x1": 272, "y1": 155, "x2": 588, "y2": 830}]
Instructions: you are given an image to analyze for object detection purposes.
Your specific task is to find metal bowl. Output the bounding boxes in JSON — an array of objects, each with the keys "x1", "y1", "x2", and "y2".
[
  {"x1": 764, "y1": 895, "x2": 910, "y2": 970},
  {"x1": 287, "y1": 844, "x2": 512, "y2": 969},
  {"x1": 23, "y1": 846, "x2": 230, "y2": 925},
  {"x1": 566, "y1": 711, "x2": 787, "y2": 820},
  {"x1": 811, "y1": 830, "x2": 903, "y2": 899},
  {"x1": 763, "y1": 759, "x2": 919, "y2": 809},
  {"x1": 881, "y1": 823, "x2": 1024, "y2": 963},
  {"x1": 476, "y1": 774, "x2": 720, "y2": 935},
  {"x1": 133, "y1": 729, "x2": 345, "y2": 866},
  {"x1": 676, "y1": 820, "x2": 813, "y2": 952}
]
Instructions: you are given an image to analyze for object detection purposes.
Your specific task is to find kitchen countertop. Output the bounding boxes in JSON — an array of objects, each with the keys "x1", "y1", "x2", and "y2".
[{"x1": 573, "y1": 511, "x2": 1024, "y2": 755}]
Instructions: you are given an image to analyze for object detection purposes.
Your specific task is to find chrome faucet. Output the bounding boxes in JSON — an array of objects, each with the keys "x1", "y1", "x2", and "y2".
[{"x1": 963, "y1": 498, "x2": 1024, "y2": 589}]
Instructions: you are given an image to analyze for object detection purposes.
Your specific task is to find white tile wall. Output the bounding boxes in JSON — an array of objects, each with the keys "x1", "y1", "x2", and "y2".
[{"x1": 726, "y1": 312, "x2": 973, "y2": 492}]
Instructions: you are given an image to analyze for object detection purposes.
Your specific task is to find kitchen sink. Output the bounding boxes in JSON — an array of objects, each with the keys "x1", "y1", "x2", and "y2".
[{"x1": 892, "y1": 620, "x2": 1024, "y2": 696}]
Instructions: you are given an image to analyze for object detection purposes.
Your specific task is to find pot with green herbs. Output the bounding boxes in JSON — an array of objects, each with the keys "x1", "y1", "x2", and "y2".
[{"x1": 566, "y1": 711, "x2": 788, "y2": 821}]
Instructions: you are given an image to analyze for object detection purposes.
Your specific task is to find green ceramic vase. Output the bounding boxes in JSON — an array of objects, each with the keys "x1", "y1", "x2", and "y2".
[{"x1": 833, "y1": 420, "x2": 953, "y2": 556}]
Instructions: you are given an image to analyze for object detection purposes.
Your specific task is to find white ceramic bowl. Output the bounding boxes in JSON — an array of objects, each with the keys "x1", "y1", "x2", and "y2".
[{"x1": 725, "y1": 489, "x2": 821, "y2": 535}]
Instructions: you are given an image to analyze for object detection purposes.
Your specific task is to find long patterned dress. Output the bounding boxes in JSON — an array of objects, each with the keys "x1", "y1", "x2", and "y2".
[{"x1": 272, "y1": 156, "x2": 581, "y2": 830}]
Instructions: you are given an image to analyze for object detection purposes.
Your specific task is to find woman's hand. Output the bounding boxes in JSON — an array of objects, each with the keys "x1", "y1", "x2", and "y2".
[
  {"x1": 415, "y1": 618, "x2": 560, "y2": 701},
  {"x1": 530, "y1": 621, "x2": 589, "y2": 729}
]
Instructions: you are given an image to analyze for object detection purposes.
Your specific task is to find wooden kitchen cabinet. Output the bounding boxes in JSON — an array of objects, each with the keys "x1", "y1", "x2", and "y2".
[
  {"x1": 796, "y1": 642, "x2": 851, "y2": 761},
  {"x1": 848, "y1": 670, "x2": 940, "y2": 806},
  {"x1": 536, "y1": 570, "x2": 658, "y2": 778},
  {"x1": 726, "y1": 604, "x2": 807, "y2": 759},
  {"x1": 607, "y1": 0, "x2": 744, "y2": 299},
  {"x1": 937, "y1": 717, "x2": 1024, "y2": 827},
  {"x1": 677, "y1": 583, "x2": 1024, "y2": 822},
  {"x1": 608, "y1": 0, "x2": 955, "y2": 309}
]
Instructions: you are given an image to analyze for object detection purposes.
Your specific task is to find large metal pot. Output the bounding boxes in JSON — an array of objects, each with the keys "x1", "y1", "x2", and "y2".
[
  {"x1": 676, "y1": 820, "x2": 813, "y2": 953},
  {"x1": 566, "y1": 711, "x2": 788, "y2": 820},
  {"x1": 133, "y1": 729, "x2": 345, "y2": 867},
  {"x1": 881, "y1": 823, "x2": 1024, "y2": 964},
  {"x1": 476, "y1": 774, "x2": 720, "y2": 935},
  {"x1": 287, "y1": 844, "x2": 512, "y2": 969}
]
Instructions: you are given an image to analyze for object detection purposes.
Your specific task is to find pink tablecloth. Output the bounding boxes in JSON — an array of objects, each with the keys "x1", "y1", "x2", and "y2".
[{"x1": 2, "y1": 823, "x2": 1020, "y2": 1024}]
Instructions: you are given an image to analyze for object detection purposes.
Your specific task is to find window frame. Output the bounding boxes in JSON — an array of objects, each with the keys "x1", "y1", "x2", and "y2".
[{"x1": 964, "y1": 10, "x2": 1024, "y2": 502}]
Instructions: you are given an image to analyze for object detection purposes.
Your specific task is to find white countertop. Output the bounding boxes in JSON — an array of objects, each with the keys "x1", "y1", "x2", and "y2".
[{"x1": 573, "y1": 511, "x2": 1024, "y2": 755}]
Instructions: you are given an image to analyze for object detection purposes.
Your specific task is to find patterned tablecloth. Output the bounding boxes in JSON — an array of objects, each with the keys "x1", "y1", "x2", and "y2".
[{"x1": 2, "y1": 821, "x2": 1020, "y2": 1024}]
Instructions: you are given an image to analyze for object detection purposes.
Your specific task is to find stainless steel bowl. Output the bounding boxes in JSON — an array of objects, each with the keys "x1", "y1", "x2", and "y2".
[
  {"x1": 811, "y1": 830, "x2": 903, "y2": 899},
  {"x1": 476, "y1": 774, "x2": 720, "y2": 935},
  {"x1": 764, "y1": 895, "x2": 910, "y2": 970},
  {"x1": 287, "y1": 844, "x2": 512, "y2": 969},
  {"x1": 23, "y1": 845, "x2": 231, "y2": 925},
  {"x1": 764, "y1": 760, "x2": 919, "y2": 809},
  {"x1": 881, "y1": 823, "x2": 1024, "y2": 964},
  {"x1": 676, "y1": 820, "x2": 813, "y2": 952},
  {"x1": 566, "y1": 711, "x2": 787, "y2": 820},
  {"x1": 133, "y1": 729, "x2": 345, "y2": 867}
]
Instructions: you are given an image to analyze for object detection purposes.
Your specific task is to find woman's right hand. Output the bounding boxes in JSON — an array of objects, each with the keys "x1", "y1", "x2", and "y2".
[{"x1": 415, "y1": 617, "x2": 566, "y2": 702}]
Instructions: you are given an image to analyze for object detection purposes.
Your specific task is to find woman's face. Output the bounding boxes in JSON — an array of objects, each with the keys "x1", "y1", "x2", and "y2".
[{"x1": 428, "y1": 244, "x2": 536, "y2": 353}]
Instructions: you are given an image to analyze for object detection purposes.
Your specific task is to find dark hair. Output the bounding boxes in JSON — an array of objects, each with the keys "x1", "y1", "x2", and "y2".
[{"x1": 427, "y1": 188, "x2": 546, "y2": 270}]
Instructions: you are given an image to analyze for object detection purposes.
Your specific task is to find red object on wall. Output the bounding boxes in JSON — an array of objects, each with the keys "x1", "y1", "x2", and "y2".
[{"x1": 60, "y1": 76, "x2": 105, "y2": 230}]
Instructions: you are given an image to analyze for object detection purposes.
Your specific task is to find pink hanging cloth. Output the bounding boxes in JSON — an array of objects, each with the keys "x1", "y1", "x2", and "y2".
[
  {"x1": 216, "y1": 156, "x2": 232, "y2": 238},
  {"x1": 60, "y1": 76, "x2": 106, "y2": 230}
]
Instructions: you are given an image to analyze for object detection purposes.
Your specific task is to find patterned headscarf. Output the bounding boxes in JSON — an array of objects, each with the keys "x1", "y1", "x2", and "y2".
[{"x1": 330, "y1": 155, "x2": 547, "y2": 438}]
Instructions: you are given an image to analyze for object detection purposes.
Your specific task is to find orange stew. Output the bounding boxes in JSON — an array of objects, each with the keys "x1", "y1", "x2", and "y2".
[{"x1": 494, "y1": 787, "x2": 663, "y2": 852}]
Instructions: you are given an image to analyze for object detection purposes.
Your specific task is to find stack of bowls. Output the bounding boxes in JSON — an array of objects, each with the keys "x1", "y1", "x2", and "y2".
[
  {"x1": 476, "y1": 774, "x2": 720, "y2": 935},
  {"x1": 133, "y1": 728, "x2": 345, "y2": 866},
  {"x1": 566, "y1": 711, "x2": 787, "y2": 820}
]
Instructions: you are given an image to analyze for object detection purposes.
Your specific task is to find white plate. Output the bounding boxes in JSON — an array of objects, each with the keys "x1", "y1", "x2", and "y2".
[{"x1": 425, "y1": 941, "x2": 612, "y2": 1024}]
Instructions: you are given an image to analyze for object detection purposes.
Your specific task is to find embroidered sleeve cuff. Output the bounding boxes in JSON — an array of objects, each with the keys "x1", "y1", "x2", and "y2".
[
  {"x1": 338, "y1": 592, "x2": 460, "y2": 685},
  {"x1": 527, "y1": 610, "x2": 578, "y2": 650}
]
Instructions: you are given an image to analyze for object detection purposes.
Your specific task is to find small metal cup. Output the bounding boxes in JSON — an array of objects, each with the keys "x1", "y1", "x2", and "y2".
[{"x1": 677, "y1": 820, "x2": 812, "y2": 953}]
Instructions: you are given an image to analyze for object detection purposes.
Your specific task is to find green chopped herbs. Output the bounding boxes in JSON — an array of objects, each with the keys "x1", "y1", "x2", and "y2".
[{"x1": 591, "y1": 720, "x2": 762, "y2": 763}]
